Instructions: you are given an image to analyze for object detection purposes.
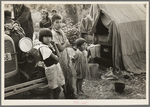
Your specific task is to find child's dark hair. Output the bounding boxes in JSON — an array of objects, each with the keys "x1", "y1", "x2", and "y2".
[
  {"x1": 51, "y1": 9, "x2": 57, "y2": 13},
  {"x1": 51, "y1": 14, "x2": 61, "y2": 24},
  {"x1": 39, "y1": 28, "x2": 52, "y2": 43},
  {"x1": 75, "y1": 38, "x2": 86, "y2": 48}
]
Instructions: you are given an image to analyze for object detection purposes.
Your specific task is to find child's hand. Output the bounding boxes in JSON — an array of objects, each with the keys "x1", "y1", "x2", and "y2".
[{"x1": 50, "y1": 41, "x2": 56, "y2": 45}]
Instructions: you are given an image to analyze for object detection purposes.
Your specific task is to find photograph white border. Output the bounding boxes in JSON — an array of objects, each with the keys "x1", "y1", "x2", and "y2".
[{"x1": 1, "y1": 1, "x2": 149, "y2": 105}]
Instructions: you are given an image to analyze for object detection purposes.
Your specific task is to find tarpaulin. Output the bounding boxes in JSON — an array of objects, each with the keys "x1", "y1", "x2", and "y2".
[{"x1": 89, "y1": 4, "x2": 146, "y2": 74}]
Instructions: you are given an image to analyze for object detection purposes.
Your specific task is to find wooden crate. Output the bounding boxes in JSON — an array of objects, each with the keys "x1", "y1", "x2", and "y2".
[
  {"x1": 88, "y1": 63, "x2": 100, "y2": 78},
  {"x1": 96, "y1": 34, "x2": 109, "y2": 44}
]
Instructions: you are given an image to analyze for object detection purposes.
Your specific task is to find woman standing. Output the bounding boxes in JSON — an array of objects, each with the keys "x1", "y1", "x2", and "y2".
[{"x1": 39, "y1": 10, "x2": 52, "y2": 28}]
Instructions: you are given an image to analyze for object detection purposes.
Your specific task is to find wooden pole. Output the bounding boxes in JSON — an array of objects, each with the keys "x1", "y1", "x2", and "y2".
[
  {"x1": 5, "y1": 82, "x2": 47, "y2": 98},
  {"x1": 5, "y1": 77, "x2": 47, "y2": 92}
]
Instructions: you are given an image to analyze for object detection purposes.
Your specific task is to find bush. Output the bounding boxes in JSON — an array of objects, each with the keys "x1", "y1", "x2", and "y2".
[{"x1": 62, "y1": 18, "x2": 81, "y2": 46}]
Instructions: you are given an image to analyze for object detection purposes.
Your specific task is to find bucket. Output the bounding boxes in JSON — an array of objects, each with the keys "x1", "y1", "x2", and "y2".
[
  {"x1": 114, "y1": 82, "x2": 125, "y2": 93},
  {"x1": 88, "y1": 63, "x2": 99, "y2": 78}
]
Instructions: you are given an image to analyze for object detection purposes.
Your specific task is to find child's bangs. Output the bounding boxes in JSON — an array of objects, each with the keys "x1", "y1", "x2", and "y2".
[{"x1": 39, "y1": 28, "x2": 52, "y2": 37}]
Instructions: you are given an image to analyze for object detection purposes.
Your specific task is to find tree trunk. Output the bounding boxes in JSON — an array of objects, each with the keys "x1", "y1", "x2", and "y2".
[{"x1": 64, "y1": 4, "x2": 78, "y2": 25}]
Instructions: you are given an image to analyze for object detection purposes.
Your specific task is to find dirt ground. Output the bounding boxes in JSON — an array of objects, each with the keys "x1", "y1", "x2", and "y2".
[
  {"x1": 6, "y1": 69, "x2": 146, "y2": 99},
  {"x1": 78, "y1": 76, "x2": 146, "y2": 99}
]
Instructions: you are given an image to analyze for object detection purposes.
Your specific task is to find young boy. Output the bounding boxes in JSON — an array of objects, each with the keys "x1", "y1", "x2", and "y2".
[{"x1": 51, "y1": 14, "x2": 78, "y2": 99}]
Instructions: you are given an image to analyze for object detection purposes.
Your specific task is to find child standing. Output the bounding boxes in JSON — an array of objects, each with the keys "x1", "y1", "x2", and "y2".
[
  {"x1": 51, "y1": 14, "x2": 77, "y2": 99},
  {"x1": 38, "y1": 28, "x2": 65, "y2": 99},
  {"x1": 73, "y1": 38, "x2": 90, "y2": 95}
]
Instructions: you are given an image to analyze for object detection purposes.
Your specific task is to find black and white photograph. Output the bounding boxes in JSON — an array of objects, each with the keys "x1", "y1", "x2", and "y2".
[{"x1": 1, "y1": 1, "x2": 149, "y2": 105}]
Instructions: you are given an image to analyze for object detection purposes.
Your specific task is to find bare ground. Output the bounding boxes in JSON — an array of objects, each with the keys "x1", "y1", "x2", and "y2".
[
  {"x1": 6, "y1": 69, "x2": 146, "y2": 99},
  {"x1": 78, "y1": 75, "x2": 146, "y2": 99}
]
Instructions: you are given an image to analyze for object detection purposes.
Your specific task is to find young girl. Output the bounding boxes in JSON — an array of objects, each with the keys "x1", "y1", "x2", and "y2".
[
  {"x1": 38, "y1": 28, "x2": 65, "y2": 99},
  {"x1": 73, "y1": 38, "x2": 90, "y2": 95},
  {"x1": 39, "y1": 10, "x2": 52, "y2": 28}
]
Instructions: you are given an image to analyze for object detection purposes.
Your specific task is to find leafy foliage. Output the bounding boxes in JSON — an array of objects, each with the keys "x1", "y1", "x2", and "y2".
[
  {"x1": 4, "y1": 4, "x2": 90, "y2": 26},
  {"x1": 62, "y1": 18, "x2": 81, "y2": 46}
]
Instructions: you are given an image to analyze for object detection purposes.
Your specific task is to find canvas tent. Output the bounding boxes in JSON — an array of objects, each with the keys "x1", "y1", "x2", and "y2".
[{"x1": 88, "y1": 4, "x2": 146, "y2": 74}]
